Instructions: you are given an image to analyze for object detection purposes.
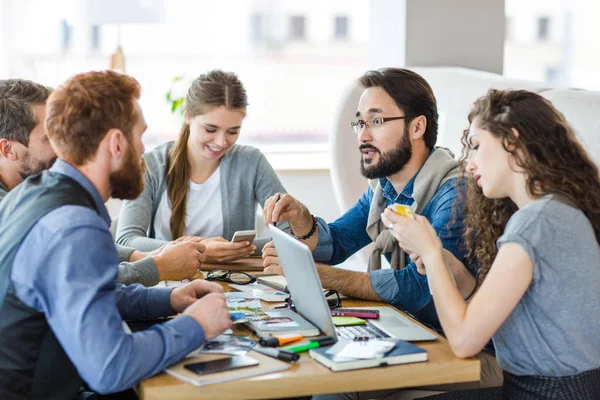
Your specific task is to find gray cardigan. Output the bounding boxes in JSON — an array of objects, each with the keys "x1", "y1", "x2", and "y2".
[
  {"x1": 0, "y1": 176, "x2": 158, "y2": 286},
  {"x1": 116, "y1": 141, "x2": 288, "y2": 252}
]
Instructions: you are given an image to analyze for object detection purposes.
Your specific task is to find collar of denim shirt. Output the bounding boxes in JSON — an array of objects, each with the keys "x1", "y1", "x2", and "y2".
[{"x1": 378, "y1": 148, "x2": 436, "y2": 205}]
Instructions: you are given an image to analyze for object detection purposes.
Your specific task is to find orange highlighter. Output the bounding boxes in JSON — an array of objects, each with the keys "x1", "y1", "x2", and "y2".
[{"x1": 259, "y1": 334, "x2": 303, "y2": 347}]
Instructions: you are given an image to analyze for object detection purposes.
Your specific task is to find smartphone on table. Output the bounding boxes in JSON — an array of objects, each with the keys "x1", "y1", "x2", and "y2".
[
  {"x1": 183, "y1": 355, "x2": 259, "y2": 375},
  {"x1": 231, "y1": 230, "x2": 257, "y2": 243}
]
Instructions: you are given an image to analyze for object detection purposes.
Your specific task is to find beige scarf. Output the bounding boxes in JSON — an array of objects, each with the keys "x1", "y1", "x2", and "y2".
[{"x1": 366, "y1": 148, "x2": 460, "y2": 271}]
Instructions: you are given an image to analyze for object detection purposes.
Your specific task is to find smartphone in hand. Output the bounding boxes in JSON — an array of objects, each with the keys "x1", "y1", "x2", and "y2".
[{"x1": 231, "y1": 230, "x2": 257, "y2": 243}]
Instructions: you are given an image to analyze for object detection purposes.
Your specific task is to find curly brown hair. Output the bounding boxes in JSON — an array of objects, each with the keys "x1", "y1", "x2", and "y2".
[
  {"x1": 459, "y1": 89, "x2": 600, "y2": 282},
  {"x1": 45, "y1": 70, "x2": 141, "y2": 165}
]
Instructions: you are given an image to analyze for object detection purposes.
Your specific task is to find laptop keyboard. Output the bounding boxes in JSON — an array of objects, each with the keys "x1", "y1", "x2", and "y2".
[{"x1": 336, "y1": 321, "x2": 390, "y2": 340}]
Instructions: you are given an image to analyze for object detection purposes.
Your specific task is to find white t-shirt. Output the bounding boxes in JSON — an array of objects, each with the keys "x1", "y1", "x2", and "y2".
[{"x1": 153, "y1": 167, "x2": 223, "y2": 241}]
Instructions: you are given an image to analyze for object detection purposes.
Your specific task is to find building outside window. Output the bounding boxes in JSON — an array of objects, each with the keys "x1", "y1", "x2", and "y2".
[
  {"x1": 289, "y1": 15, "x2": 306, "y2": 41},
  {"x1": 0, "y1": 0, "x2": 369, "y2": 154},
  {"x1": 334, "y1": 16, "x2": 348, "y2": 40},
  {"x1": 250, "y1": 14, "x2": 263, "y2": 44},
  {"x1": 505, "y1": 0, "x2": 600, "y2": 91},
  {"x1": 538, "y1": 16, "x2": 550, "y2": 41}
]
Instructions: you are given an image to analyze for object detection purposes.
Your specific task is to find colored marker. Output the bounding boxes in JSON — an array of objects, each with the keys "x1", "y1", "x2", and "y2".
[
  {"x1": 253, "y1": 346, "x2": 300, "y2": 362},
  {"x1": 286, "y1": 336, "x2": 337, "y2": 353}
]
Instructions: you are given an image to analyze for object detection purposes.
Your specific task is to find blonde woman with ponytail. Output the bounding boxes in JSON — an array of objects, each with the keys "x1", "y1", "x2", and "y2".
[{"x1": 116, "y1": 70, "x2": 287, "y2": 263}]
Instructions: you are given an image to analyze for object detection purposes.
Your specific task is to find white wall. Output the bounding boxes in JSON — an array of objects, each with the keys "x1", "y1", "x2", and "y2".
[{"x1": 368, "y1": 0, "x2": 505, "y2": 74}]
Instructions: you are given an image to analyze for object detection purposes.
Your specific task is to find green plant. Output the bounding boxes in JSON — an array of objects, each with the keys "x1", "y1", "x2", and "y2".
[{"x1": 165, "y1": 75, "x2": 186, "y2": 116}]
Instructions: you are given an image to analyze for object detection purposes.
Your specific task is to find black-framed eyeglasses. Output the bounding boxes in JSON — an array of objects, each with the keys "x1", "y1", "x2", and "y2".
[
  {"x1": 285, "y1": 289, "x2": 341, "y2": 312},
  {"x1": 206, "y1": 269, "x2": 257, "y2": 285},
  {"x1": 350, "y1": 116, "x2": 412, "y2": 134}
]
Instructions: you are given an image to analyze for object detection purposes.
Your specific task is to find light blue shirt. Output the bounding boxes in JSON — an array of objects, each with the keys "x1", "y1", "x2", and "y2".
[{"x1": 10, "y1": 159, "x2": 206, "y2": 394}]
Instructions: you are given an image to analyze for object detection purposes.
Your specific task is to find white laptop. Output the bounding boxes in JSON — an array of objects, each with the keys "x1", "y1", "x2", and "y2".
[{"x1": 268, "y1": 225, "x2": 437, "y2": 342}]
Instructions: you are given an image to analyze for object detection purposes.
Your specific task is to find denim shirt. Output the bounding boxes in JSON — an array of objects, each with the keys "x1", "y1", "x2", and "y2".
[{"x1": 313, "y1": 173, "x2": 467, "y2": 331}]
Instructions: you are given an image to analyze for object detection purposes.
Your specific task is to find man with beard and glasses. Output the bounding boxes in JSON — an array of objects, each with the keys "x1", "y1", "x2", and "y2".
[
  {"x1": 0, "y1": 79, "x2": 203, "y2": 287},
  {"x1": 0, "y1": 71, "x2": 233, "y2": 400},
  {"x1": 262, "y1": 68, "x2": 502, "y2": 393}
]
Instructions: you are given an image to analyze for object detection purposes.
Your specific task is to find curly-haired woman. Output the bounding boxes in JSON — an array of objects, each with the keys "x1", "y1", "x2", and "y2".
[{"x1": 383, "y1": 89, "x2": 600, "y2": 399}]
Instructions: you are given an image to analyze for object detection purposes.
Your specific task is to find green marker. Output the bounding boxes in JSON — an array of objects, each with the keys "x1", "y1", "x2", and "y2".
[
  {"x1": 287, "y1": 341, "x2": 320, "y2": 353},
  {"x1": 286, "y1": 336, "x2": 337, "y2": 353}
]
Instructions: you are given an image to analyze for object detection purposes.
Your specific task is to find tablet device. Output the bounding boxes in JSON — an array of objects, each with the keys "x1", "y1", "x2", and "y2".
[{"x1": 183, "y1": 355, "x2": 259, "y2": 375}]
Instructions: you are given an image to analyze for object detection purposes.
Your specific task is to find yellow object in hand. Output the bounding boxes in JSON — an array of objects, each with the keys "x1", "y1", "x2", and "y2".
[{"x1": 389, "y1": 204, "x2": 415, "y2": 219}]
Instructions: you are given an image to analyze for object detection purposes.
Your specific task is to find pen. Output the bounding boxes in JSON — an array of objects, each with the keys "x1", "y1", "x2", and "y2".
[
  {"x1": 253, "y1": 346, "x2": 300, "y2": 362},
  {"x1": 273, "y1": 194, "x2": 281, "y2": 227},
  {"x1": 286, "y1": 336, "x2": 337, "y2": 353}
]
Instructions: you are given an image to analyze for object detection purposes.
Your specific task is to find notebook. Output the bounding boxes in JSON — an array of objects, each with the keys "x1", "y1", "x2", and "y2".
[
  {"x1": 165, "y1": 351, "x2": 290, "y2": 386},
  {"x1": 309, "y1": 339, "x2": 427, "y2": 372}
]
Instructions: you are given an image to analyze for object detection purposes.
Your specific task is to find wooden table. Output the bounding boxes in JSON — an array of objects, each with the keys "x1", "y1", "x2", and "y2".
[
  {"x1": 198, "y1": 257, "x2": 266, "y2": 272},
  {"x1": 138, "y1": 263, "x2": 480, "y2": 400}
]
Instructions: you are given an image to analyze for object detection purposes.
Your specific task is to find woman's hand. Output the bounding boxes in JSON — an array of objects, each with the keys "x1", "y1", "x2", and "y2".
[
  {"x1": 200, "y1": 237, "x2": 256, "y2": 263},
  {"x1": 381, "y1": 208, "x2": 442, "y2": 259}
]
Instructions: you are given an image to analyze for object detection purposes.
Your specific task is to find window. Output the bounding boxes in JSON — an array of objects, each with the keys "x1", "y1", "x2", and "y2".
[
  {"x1": 2, "y1": 0, "x2": 370, "y2": 150},
  {"x1": 91, "y1": 25, "x2": 101, "y2": 50},
  {"x1": 250, "y1": 14, "x2": 263, "y2": 44},
  {"x1": 538, "y1": 16, "x2": 550, "y2": 41},
  {"x1": 289, "y1": 16, "x2": 306, "y2": 41},
  {"x1": 60, "y1": 19, "x2": 71, "y2": 50},
  {"x1": 546, "y1": 67, "x2": 560, "y2": 83},
  {"x1": 334, "y1": 16, "x2": 348, "y2": 40}
]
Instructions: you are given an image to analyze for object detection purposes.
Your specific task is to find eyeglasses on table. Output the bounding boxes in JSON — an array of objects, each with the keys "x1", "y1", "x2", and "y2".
[{"x1": 205, "y1": 269, "x2": 257, "y2": 285}]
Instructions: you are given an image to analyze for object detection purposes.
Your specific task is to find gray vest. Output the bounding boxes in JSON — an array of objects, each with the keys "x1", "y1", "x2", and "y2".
[{"x1": 0, "y1": 171, "x2": 98, "y2": 400}]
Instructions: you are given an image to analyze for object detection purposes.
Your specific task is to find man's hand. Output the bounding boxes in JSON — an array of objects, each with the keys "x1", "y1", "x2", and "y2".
[
  {"x1": 410, "y1": 248, "x2": 463, "y2": 276},
  {"x1": 170, "y1": 279, "x2": 224, "y2": 313},
  {"x1": 201, "y1": 237, "x2": 256, "y2": 263},
  {"x1": 263, "y1": 193, "x2": 312, "y2": 233},
  {"x1": 409, "y1": 252, "x2": 426, "y2": 275},
  {"x1": 261, "y1": 241, "x2": 285, "y2": 276},
  {"x1": 184, "y1": 293, "x2": 232, "y2": 340},
  {"x1": 154, "y1": 241, "x2": 206, "y2": 281}
]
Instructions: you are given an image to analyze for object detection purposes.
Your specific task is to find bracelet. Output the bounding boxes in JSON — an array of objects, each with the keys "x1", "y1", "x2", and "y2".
[{"x1": 290, "y1": 215, "x2": 318, "y2": 240}]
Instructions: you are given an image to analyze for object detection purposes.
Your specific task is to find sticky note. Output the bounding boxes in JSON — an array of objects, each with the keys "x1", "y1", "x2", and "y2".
[{"x1": 332, "y1": 316, "x2": 366, "y2": 326}]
